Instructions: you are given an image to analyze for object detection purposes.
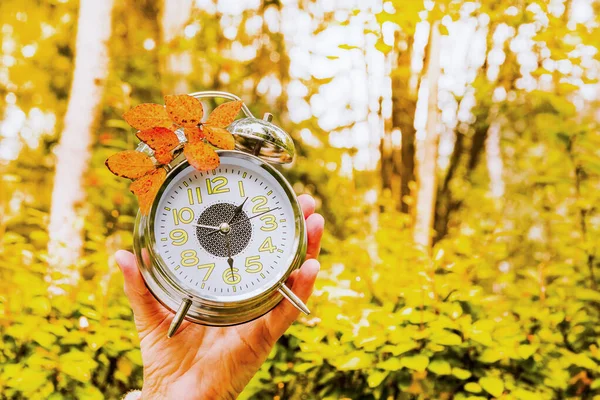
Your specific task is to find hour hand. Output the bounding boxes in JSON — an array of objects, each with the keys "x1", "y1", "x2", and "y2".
[
  {"x1": 192, "y1": 223, "x2": 220, "y2": 230},
  {"x1": 229, "y1": 197, "x2": 248, "y2": 224}
]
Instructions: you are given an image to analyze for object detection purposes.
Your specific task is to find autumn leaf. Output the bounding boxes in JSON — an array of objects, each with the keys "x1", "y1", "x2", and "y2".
[
  {"x1": 204, "y1": 125, "x2": 235, "y2": 150},
  {"x1": 184, "y1": 140, "x2": 220, "y2": 171},
  {"x1": 136, "y1": 127, "x2": 180, "y2": 164},
  {"x1": 123, "y1": 103, "x2": 172, "y2": 131},
  {"x1": 184, "y1": 126, "x2": 205, "y2": 144},
  {"x1": 205, "y1": 100, "x2": 243, "y2": 128},
  {"x1": 130, "y1": 168, "x2": 166, "y2": 215},
  {"x1": 105, "y1": 150, "x2": 155, "y2": 179},
  {"x1": 164, "y1": 94, "x2": 203, "y2": 128}
]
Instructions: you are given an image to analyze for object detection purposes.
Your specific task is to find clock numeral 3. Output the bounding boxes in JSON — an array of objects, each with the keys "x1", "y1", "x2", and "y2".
[
  {"x1": 197, "y1": 263, "x2": 215, "y2": 282},
  {"x1": 172, "y1": 207, "x2": 194, "y2": 225},
  {"x1": 222, "y1": 268, "x2": 242, "y2": 285},
  {"x1": 169, "y1": 229, "x2": 188, "y2": 246},
  {"x1": 259, "y1": 215, "x2": 278, "y2": 231},
  {"x1": 258, "y1": 237, "x2": 277, "y2": 253},
  {"x1": 181, "y1": 250, "x2": 199, "y2": 267},
  {"x1": 245, "y1": 255, "x2": 263, "y2": 273},
  {"x1": 251, "y1": 195, "x2": 269, "y2": 213},
  {"x1": 206, "y1": 176, "x2": 229, "y2": 195}
]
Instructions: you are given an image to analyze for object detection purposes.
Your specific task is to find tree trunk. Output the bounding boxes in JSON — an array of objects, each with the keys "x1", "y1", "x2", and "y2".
[
  {"x1": 160, "y1": 0, "x2": 193, "y2": 94},
  {"x1": 47, "y1": 0, "x2": 115, "y2": 293},
  {"x1": 413, "y1": 22, "x2": 441, "y2": 249}
]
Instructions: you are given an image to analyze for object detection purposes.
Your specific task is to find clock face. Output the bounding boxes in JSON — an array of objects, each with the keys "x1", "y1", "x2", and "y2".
[{"x1": 151, "y1": 154, "x2": 298, "y2": 302}]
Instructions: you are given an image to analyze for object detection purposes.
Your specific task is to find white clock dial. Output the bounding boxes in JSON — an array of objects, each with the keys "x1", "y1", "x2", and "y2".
[{"x1": 152, "y1": 155, "x2": 297, "y2": 301}]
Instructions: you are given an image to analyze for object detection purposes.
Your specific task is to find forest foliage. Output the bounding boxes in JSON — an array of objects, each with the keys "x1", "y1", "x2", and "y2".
[{"x1": 1, "y1": 0, "x2": 600, "y2": 399}]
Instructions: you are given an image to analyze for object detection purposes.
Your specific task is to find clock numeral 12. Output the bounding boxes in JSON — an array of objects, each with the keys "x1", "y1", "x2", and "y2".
[
  {"x1": 172, "y1": 207, "x2": 194, "y2": 225},
  {"x1": 222, "y1": 268, "x2": 241, "y2": 285},
  {"x1": 245, "y1": 256, "x2": 263, "y2": 273},
  {"x1": 206, "y1": 176, "x2": 229, "y2": 195},
  {"x1": 258, "y1": 237, "x2": 277, "y2": 253},
  {"x1": 187, "y1": 187, "x2": 202, "y2": 205}
]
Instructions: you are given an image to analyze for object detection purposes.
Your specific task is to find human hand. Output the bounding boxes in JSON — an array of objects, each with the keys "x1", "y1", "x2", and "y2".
[{"x1": 115, "y1": 194, "x2": 324, "y2": 399}]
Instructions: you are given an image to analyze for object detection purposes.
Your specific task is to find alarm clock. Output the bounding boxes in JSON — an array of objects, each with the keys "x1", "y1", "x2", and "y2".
[{"x1": 132, "y1": 91, "x2": 308, "y2": 337}]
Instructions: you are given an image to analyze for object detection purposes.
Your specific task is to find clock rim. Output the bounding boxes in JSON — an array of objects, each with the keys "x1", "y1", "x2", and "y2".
[{"x1": 133, "y1": 150, "x2": 307, "y2": 326}]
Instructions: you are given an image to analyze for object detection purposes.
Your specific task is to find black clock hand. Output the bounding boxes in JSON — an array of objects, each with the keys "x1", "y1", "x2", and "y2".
[
  {"x1": 204, "y1": 207, "x2": 282, "y2": 237},
  {"x1": 228, "y1": 197, "x2": 248, "y2": 224},
  {"x1": 225, "y1": 233, "x2": 234, "y2": 275}
]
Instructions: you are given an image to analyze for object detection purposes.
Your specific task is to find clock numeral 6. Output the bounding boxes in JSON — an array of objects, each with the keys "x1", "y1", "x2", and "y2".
[
  {"x1": 251, "y1": 195, "x2": 269, "y2": 213},
  {"x1": 245, "y1": 256, "x2": 263, "y2": 273},
  {"x1": 169, "y1": 229, "x2": 188, "y2": 246},
  {"x1": 172, "y1": 207, "x2": 194, "y2": 225},
  {"x1": 181, "y1": 250, "x2": 199, "y2": 267},
  {"x1": 206, "y1": 176, "x2": 229, "y2": 195},
  {"x1": 222, "y1": 268, "x2": 242, "y2": 285},
  {"x1": 258, "y1": 237, "x2": 277, "y2": 253},
  {"x1": 259, "y1": 214, "x2": 278, "y2": 231}
]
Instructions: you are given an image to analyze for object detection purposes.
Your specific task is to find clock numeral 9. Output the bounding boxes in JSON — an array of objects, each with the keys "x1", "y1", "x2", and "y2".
[
  {"x1": 206, "y1": 176, "x2": 229, "y2": 195},
  {"x1": 222, "y1": 268, "x2": 242, "y2": 285},
  {"x1": 245, "y1": 256, "x2": 263, "y2": 273},
  {"x1": 251, "y1": 195, "x2": 269, "y2": 213},
  {"x1": 181, "y1": 250, "x2": 199, "y2": 267},
  {"x1": 259, "y1": 215, "x2": 278, "y2": 231},
  {"x1": 172, "y1": 207, "x2": 194, "y2": 225},
  {"x1": 258, "y1": 237, "x2": 277, "y2": 253},
  {"x1": 169, "y1": 229, "x2": 188, "y2": 246}
]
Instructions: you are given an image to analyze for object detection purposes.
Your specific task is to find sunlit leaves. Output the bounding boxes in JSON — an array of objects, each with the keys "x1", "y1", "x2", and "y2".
[
  {"x1": 136, "y1": 127, "x2": 179, "y2": 164},
  {"x1": 129, "y1": 168, "x2": 166, "y2": 215},
  {"x1": 164, "y1": 94, "x2": 204, "y2": 128},
  {"x1": 105, "y1": 151, "x2": 155, "y2": 179},
  {"x1": 205, "y1": 100, "x2": 242, "y2": 128},
  {"x1": 184, "y1": 141, "x2": 220, "y2": 171},
  {"x1": 106, "y1": 95, "x2": 240, "y2": 214},
  {"x1": 204, "y1": 126, "x2": 235, "y2": 150},
  {"x1": 123, "y1": 103, "x2": 172, "y2": 130}
]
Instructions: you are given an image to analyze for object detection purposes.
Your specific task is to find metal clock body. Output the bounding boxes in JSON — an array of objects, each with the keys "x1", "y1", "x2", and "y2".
[{"x1": 132, "y1": 91, "x2": 309, "y2": 336}]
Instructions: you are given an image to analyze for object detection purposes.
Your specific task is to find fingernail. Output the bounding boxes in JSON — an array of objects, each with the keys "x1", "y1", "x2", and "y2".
[{"x1": 114, "y1": 250, "x2": 129, "y2": 269}]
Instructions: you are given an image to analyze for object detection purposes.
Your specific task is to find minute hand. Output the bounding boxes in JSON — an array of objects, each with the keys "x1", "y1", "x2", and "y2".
[
  {"x1": 204, "y1": 207, "x2": 281, "y2": 237},
  {"x1": 229, "y1": 207, "x2": 281, "y2": 228}
]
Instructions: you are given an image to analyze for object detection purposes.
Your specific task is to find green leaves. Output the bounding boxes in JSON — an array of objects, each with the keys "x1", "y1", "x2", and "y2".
[{"x1": 479, "y1": 377, "x2": 504, "y2": 398}]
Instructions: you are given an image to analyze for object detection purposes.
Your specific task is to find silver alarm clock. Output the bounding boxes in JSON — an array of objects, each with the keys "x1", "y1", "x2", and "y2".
[{"x1": 132, "y1": 91, "x2": 308, "y2": 337}]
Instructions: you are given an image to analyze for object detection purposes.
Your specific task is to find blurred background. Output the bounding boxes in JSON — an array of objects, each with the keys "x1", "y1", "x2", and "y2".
[{"x1": 1, "y1": 0, "x2": 600, "y2": 399}]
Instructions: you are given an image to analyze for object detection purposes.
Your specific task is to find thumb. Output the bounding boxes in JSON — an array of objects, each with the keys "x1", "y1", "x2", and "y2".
[{"x1": 115, "y1": 250, "x2": 164, "y2": 324}]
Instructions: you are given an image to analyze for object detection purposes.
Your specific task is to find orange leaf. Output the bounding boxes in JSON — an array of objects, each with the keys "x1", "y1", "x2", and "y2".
[
  {"x1": 206, "y1": 100, "x2": 243, "y2": 128},
  {"x1": 204, "y1": 125, "x2": 235, "y2": 150},
  {"x1": 105, "y1": 150, "x2": 155, "y2": 179},
  {"x1": 123, "y1": 103, "x2": 172, "y2": 131},
  {"x1": 130, "y1": 168, "x2": 167, "y2": 215},
  {"x1": 184, "y1": 126, "x2": 205, "y2": 144},
  {"x1": 164, "y1": 94, "x2": 203, "y2": 128},
  {"x1": 184, "y1": 140, "x2": 220, "y2": 171},
  {"x1": 136, "y1": 127, "x2": 180, "y2": 164}
]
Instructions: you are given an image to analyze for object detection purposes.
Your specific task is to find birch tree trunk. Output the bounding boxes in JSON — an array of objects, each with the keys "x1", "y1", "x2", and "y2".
[
  {"x1": 161, "y1": 0, "x2": 193, "y2": 94},
  {"x1": 413, "y1": 22, "x2": 441, "y2": 249},
  {"x1": 47, "y1": 0, "x2": 115, "y2": 293}
]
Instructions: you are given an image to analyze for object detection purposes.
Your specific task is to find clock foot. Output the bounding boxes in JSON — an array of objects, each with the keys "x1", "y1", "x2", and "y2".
[
  {"x1": 168, "y1": 298, "x2": 192, "y2": 338},
  {"x1": 278, "y1": 283, "x2": 310, "y2": 315}
]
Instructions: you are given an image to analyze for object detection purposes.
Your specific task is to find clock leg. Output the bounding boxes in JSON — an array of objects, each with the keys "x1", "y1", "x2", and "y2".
[
  {"x1": 168, "y1": 298, "x2": 192, "y2": 338},
  {"x1": 278, "y1": 283, "x2": 310, "y2": 315}
]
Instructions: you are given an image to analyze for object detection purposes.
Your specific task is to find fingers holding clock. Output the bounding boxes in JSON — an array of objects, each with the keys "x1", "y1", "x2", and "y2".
[
  {"x1": 298, "y1": 194, "x2": 316, "y2": 218},
  {"x1": 115, "y1": 250, "x2": 165, "y2": 325}
]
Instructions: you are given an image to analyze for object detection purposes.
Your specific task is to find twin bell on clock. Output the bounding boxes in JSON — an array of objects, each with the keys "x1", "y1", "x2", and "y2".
[{"x1": 105, "y1": 91, "x2": 308, "y2": 337}]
